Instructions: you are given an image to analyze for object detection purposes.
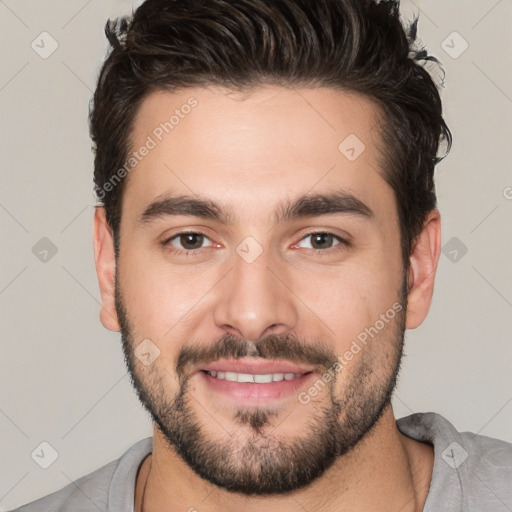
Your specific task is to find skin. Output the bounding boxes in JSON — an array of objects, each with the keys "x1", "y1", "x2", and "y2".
[{"x1": 93, "y1": 85, "x2": 441, "y2": 512}]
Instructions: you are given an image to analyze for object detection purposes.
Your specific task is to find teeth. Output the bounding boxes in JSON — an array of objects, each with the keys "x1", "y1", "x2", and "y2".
[
  {"x1": 254, "y1": 374, "x2": 273, "y2": 383},
  {"x1": 206, "y1": 371, "x2": 303, "y2": 383}
]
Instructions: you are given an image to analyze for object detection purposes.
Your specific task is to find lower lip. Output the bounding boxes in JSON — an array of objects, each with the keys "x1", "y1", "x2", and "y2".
[{"x1": 198, "y1": 371, "x2": 317, "y2": 404}]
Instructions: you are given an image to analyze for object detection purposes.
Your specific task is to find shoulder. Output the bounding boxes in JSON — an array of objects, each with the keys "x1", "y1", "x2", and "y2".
[
  {"x1": 398, "y1": 411, "x2": 512, "y2": 468},
  {"x1": 456, "y1": 423, "x2": 512, "y2": 505},
  {"x1": 8, "y1": 437, "x2": 152, "y2": 512},
  {"x1": 398, "y1": 412, "x2": 512, "y2": 511},
  {"x1": 7, "y1": 459, "x2": 118, "y2": 512}
]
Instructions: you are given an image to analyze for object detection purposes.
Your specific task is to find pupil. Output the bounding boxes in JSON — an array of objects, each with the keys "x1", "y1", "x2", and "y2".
[
  {"x1": 312, "y1": 233, "x2": 331, "y2": 249},
  {"x1": 181, "y1": 233, "x2": 203, "y2": 250}
]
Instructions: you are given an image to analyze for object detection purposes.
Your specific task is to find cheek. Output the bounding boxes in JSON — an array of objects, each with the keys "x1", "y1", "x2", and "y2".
[
  {"x1": 118, "y1": 247, "x2": 219, "y2": 337},
  {"x1": 296, "y1": 255, "x2": 402, "y2": 353},
  {"x1": 118, "y1": 248, "x2": 174, "y2": 329}
]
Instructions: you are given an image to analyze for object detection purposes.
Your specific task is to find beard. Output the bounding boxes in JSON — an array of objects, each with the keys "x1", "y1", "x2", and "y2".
[{"x1": 115, "y1": 272, "x2": 407, "y2": 496}]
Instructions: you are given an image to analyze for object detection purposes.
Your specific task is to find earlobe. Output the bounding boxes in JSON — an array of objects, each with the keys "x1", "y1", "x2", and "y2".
[
  {"x1": 405, "y1": 210, "x2": 441, "y2": 329},
  {"x1": 93, "y1": 207, "x2": 121, "y2": 332}
]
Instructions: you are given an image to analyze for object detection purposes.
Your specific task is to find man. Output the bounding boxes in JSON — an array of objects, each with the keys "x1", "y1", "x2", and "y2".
[{"x1": 11, "y1": 0, "x2": 512, "y2": 511}]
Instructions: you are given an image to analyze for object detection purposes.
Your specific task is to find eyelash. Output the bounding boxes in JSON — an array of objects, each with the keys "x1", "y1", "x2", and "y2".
[{"x1": 162, "y1": 231, "x2": 351, "y2": 257}]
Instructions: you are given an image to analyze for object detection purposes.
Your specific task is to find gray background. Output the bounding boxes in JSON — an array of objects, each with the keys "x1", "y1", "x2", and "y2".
[{"x1": 1, "y1": 0, "x2": 511, "y2": 509}]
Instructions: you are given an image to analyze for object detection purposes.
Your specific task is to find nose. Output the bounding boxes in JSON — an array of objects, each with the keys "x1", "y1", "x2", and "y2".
[{"x1": 213, "y1": 248, "x2": 298, "y2": 341}]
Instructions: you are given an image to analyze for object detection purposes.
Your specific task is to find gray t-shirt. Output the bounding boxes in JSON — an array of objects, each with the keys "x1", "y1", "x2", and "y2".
[{"x1": 8, "y1": 413, "x2": 512, "y2": 511}]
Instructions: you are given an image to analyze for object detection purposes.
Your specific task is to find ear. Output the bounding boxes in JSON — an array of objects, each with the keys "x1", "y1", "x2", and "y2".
[
  {"x1": 405, "y1": 209, "x2": 441, "y2": 329},
  {"x1": 93, "y1": 207, "x2": 121, "y2": 332}
]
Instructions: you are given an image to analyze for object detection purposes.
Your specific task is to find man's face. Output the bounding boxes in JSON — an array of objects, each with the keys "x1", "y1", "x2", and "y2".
[{"x1": 113, "y1": 86, "x2": 406, "y2": 494}]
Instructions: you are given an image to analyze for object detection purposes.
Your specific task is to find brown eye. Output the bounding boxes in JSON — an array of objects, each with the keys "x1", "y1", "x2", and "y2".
[
  {"x1": 297, "y1": 232, "x2": 347, "y2": 251},
  {"x1": 178, "y1": 233, "x2": 205, "y2": 250},
  {"x1": 164, "y1": 232, "x2": 213, "y2": 254},
  {"x1": 310, "y1": 233, "x2": 336, "y2": 250}
]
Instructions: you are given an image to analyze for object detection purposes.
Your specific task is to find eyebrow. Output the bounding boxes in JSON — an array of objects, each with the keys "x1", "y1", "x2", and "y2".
[{"x1": 138, "y1": 190, "x2": 374, "y2": 226}]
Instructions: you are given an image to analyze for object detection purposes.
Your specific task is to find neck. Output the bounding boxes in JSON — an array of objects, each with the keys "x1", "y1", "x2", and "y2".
[{"x1": 135, "y1": 406, "x2": 434, "y2": 512}]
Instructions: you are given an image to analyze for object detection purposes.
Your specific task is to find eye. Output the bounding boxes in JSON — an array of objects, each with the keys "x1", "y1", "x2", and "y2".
[
  {"x1": 162, "y1": 230, "x2": 350, "y2": 257},
  {"x1": 295, "y1": 232, "x2": 349, "y2": 252},
  {"x1": 163, "y1": 232, "x2": 214, "y2": 254}
]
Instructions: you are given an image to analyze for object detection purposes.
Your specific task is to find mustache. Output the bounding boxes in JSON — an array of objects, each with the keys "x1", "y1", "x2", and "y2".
[{"x1": 175, "y1": 333, "x2": 337, "y2": 380}]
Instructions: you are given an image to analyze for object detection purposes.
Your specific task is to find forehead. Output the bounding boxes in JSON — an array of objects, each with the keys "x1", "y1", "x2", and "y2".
[{"x1": 122, "y1": 85, "x2": 392, "y2": 223}]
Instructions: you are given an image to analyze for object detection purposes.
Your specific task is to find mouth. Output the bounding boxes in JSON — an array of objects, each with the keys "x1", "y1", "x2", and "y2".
[
  {"x1": 201, "y1": 370, "x2": 310, "y2": 383},
  {"x1": 199, "y1": 358, "x2": 315, "y2": 376},
  {"x1": 196, "y1": 358, "x2": 317, "y2": 403}
]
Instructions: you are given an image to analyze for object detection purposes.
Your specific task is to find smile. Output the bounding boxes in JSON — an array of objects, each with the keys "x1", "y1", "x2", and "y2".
[{"x1": 202, "y1": 370, "x2": 309, "y2": 383}]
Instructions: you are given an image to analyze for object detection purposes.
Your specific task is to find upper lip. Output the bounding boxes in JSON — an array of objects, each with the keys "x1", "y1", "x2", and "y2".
[{"x1": 200, "y1": 358, "x2": 315, "y2": 375}]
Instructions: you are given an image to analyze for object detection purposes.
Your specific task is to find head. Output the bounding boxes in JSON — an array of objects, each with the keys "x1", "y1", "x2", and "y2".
[{"x1": 91, "y1": 0, "x2": 450, "y2": 496}]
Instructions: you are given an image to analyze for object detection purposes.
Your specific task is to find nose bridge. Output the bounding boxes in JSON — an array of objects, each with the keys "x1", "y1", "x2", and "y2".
[{"x1": 213, "y1": 245, "x2": 297, "y2": 340}]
